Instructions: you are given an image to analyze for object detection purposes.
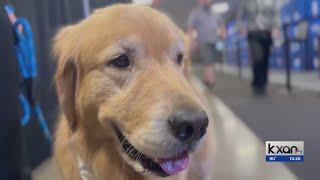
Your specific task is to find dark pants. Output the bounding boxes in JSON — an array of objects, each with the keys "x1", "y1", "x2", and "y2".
[
  {"x1": 248, "y1": 30, "x2": 272, "y2": 91},
  {"x1": 0, "y1": 1, "x2": 23, "y2": 179}
]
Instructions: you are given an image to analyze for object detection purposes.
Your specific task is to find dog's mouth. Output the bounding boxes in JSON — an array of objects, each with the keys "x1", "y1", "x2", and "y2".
[{"x1": 112, "y1": 125, "x2": 190, "y2": 177}]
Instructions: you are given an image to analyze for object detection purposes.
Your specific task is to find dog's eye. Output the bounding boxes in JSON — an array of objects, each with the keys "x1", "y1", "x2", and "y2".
[
  {"x1": 176, "y1": 54, "x2": 183, "y2": 65},
  {"x1": 109, "y1": 55, "x2": 130, "y2": 69}
]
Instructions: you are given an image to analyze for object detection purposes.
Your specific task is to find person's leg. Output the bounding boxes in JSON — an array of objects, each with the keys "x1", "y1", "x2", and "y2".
[
  {"x1": 260, "y1": 54, "x2": 268, "y2": 90},
  {"x1": 260, "y1": 31, "x2": 272, "y2": 90},
  {"x1": 256, "y1": 57, "x2": 265, "y2": 91},
  {"x1": 199, "y1": 43, "x2": 215, "y2": 86},
  {"x1": 203, "y1": 64, "x2": 215, "y2": 85},
  {"x1": 206, "y1": 44, "x2": 219, "y2": 84},
  {"x1": 248, "y1": 31, "x2": 263, "y2": 91}
]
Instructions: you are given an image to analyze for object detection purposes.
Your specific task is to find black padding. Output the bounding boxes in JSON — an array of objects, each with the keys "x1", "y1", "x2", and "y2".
[{"x1": 0, "y1": 1, "x2": 23, "y2": 179}]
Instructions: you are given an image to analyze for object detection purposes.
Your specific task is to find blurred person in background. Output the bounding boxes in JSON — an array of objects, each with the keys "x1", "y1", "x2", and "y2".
[
  {"x1": 318, "y1": 36, "x2": 320, "y2": 79},
  {"x1": 238, "y1": 0, "x2": 278, "y2": 95},
  {"x1": 150, "y1": 0, "x2": 174, "y2": 20},
  {"x1": 187, "y1": 0, "x2": 224, "y2": 87},
  {"x1": 151, "y1": 0, "x2": 160, "y2": 8}
]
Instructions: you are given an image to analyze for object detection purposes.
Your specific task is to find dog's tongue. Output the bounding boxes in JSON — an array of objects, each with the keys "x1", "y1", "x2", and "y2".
[{"x1": 157, "y1": 152, "x2": 189, "y2": 175}]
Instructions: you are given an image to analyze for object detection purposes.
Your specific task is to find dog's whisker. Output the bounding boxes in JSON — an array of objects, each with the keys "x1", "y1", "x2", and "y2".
[
  {"x1": 136, "y1": 152, "x2": 142, "y2": 161},
  {"x1": 134, "y1": 152, "x2": 139, "y2": 161},
  {"x1": 134, "y1": 151, "x2": 141, "y2": 162},
  {"x1": 137, "y1": 152, "x2": 141, "y2": 160},
  {"x1": 128, "y1": 146, "x2": 135, "y2": 156},
  {"x1": 125, "y1": 145, "x2": 133, "y2": 155}
]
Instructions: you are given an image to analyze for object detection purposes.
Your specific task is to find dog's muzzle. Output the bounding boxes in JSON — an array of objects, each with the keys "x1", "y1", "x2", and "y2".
[{"x1": 111, "y1": 107, "x2": 208, "y2": 177}]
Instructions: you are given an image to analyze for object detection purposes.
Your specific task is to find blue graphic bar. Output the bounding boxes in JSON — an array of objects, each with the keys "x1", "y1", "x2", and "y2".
[{"x1": 266, "y1": 155, "x2": 304, "y2": 162}]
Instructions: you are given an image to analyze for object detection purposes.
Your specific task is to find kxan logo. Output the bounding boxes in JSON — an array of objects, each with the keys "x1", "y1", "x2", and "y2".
[{"x1": 265, "y1": 141, "x2": 304, "y2": 162}]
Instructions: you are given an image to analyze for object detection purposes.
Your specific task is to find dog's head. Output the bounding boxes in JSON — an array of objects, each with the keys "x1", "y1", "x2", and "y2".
[{"x1": 54, "y1": 4, "x2": 209, "y2": 177}]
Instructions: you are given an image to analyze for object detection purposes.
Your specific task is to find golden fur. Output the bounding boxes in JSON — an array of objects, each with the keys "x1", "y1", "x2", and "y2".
[{"x1": 54, "y1": 4, "x2": 215, "y2": 180}]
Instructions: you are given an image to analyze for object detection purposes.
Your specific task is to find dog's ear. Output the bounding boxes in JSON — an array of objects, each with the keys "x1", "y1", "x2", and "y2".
[{"x1": 54, "y1": 25, "x2": 80, "y2": 131}]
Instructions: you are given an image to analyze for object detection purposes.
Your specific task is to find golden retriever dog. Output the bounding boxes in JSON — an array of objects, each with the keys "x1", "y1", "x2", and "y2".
[{"x1": 54, "y1": 4, "x2": 215, "y2": 180}]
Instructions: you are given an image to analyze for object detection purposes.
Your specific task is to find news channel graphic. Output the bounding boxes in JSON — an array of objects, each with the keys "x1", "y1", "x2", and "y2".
[{"x1": 265, "y1": 141, "x2": 304, "y2": 162}]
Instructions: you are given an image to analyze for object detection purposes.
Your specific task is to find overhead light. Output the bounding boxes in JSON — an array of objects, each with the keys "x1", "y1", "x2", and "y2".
[
  {"x1": 132, "y1": 0, "x2": 152, "y2": 5},
  {"x1": 211, "y1": 2, "x2": 229, "y2": 14}
]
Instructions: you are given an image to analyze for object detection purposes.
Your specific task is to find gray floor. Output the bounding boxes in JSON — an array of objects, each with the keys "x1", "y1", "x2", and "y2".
[
  {"x1": 195, "y1": 79, "x2": 297, "y2": 180},
  {"x1": 221, "y1": 64, "x2": 320, "y2": 92},
  {"x1": 212, "y1": 71, "x2": 320, "y2": 180}
]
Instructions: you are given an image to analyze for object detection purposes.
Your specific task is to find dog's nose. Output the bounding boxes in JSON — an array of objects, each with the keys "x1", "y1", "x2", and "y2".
[{"x1": 169, "y1": 109, "x2": 209, "y2": 143}]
